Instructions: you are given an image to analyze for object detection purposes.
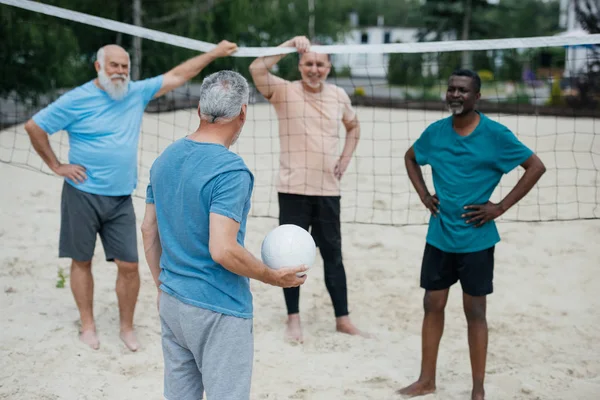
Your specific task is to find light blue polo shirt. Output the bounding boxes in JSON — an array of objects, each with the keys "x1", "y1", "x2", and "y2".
[
  {"x1": 32, "y1": 75, "x2": 164, "y2": 196},
  {"x1": 146, "y1": 138, "x2": 255, "y2": 319},
  {"x1": 414, "y1": 112, "x2": 533, "y2": 253}
]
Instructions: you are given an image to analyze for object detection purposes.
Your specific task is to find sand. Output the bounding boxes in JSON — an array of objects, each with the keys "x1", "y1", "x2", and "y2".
[{"x1": 1, "y1": 104, "x2": 599, "y2": 399}]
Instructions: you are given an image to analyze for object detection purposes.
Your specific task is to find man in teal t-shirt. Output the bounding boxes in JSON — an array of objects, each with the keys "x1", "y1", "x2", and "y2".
[
  {"x1": 398, "y1": 69, "x2": 546, "y2": 400},
  {"x1": 24, "y1": 40, "x2": 238, "y2": 352}
]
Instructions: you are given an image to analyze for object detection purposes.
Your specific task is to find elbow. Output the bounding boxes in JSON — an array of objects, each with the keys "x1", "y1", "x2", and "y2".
[
  {"x1": 539, "y1": 159, "x2": 547, "y2": 175},
  {"x1": 538, "y1": 163, "x2": 547, "y2": 177},
  {"x1": 248, "y1": 62, "x2": 260, "y2": 76},
  {"x1": 532, "y1": 158, "x2": 547, "y2": 177},
  {"x1": 209, "y1": 242, "x2": 233, "y2": 266},
  {"x1": 249, "y1": 64, "x2": 268, "y2": 81},
  {"x1": 140, "y1": 220, "x2": 156, "y2": 238}
]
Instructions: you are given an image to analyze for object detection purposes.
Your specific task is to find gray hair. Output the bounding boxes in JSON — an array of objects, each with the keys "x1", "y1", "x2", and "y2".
[
  {"x1": 199, "y1": 70, "x2": 249, "y2": 123},
  {"x1": 96, "y1": 46, "x2": 130, "y2": 70},
  {"x1": 96, "y1": 47, "x2": 106, "y2": 68}
]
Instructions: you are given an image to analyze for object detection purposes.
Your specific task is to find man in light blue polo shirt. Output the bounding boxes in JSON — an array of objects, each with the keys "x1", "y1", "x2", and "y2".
[
  {"x1": 24, "y1": 40, "x2": 238, "y2": 351},
  {"x1": 398, "y1": 69, "x2": 546, "y2": 400},
  {"x1": 141, "y1": 70, "x2": 307, "y2": 400}
]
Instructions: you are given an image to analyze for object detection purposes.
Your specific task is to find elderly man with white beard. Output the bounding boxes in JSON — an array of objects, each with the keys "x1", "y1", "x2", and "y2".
[{"x1": 24, "y1": 40, "x2": 238, "y2": 352}]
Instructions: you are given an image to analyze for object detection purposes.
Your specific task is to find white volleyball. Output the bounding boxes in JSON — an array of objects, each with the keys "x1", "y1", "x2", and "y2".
[{"x1": 261, "y1": 224, "x2": 316, "y2": 275}]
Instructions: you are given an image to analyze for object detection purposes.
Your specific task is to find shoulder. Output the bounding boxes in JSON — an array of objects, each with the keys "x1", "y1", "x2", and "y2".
[
  {"x1": 479, "y1": 113, "x2": 516, "y2": 141},
  {"x1": 268, "y1": 78, "x2": 293, "y2": 101},
  {"x1": 425, "y1": 116, "x2": 450, "y2": 133},
  {"x1": 34, "y1": 82, "x2": 95, "y2": 119},
  {"x1": 288, "y1": 80, "x2": 302, "y2": 91},
  {"x1": 480, "y1": 113, "x2": 508, "y2": 132},
  {"x1": 212, "y1": 153, "x2": 254, "y2": 196},
  {"x1": 222, "y1": 151, "x2": 253, "y2": 177},
  {"x1": 55, "y1": 81, "x2": 97, "y2": 103},
  {"x1": 150, "y1": 138, "x2": 185, "y2": 169},
  {"x1": 129, "y1": 75, "x2": 164, "y2": 92},
  {"x1": 329, "y1": 84, "x2": 352, "y2": 101}
]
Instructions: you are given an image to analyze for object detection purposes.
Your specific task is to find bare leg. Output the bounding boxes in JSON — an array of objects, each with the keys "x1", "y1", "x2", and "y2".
[
  {"x1": 115, "y1": 259, "x2": 140, "y2": 351},
  {"x1": 397, "y1": 289, "x2": 449, "y2": 397},
  {"x1": 286, "y1": 313, "x2": 303, "y2": 343},
  {"x1": 463, "y1": 293, "x2": 487, "y2": 400},
  {"x1": 70, "y1": 259, "x2": 99, "y2": 350}
]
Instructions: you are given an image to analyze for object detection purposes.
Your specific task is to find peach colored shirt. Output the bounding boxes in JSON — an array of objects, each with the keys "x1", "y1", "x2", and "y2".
[{"x1": 269, "y1": 80, "x2": 356, "y2": 196}]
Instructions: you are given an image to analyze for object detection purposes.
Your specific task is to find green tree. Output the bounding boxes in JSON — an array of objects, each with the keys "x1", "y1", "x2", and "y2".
[
  {"x1": 387, "y1": 50, "x2": 424, "y2": 86},
  {"x1": 350, "y1": 0, "x2": 423, "y2": 28},
  {"x1": 1, "y1": 0, "x2": 358, "y2": 102},
  {"x1": 0, "y1": 4, "x2": 83, "y2": 101}
]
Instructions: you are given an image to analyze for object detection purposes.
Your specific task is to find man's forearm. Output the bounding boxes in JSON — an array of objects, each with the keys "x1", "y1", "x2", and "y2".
[
  {"x1": 25, "y1": 122, "x2": 60, "y2": 172},
  {"x1": 340, "y1": 124, "x2": 360, "y2": 159},
  {"x1": 498, "y1": 164, "x2": 546, "y2": 213},
  {"x1": 406, "y1": 157, "x2": 430, "y2": 200},
  {"x1": 249, "y1": 39, "x2": 294, "y2": 73},
  {"x1": 213, "y1": 244, "x2": 274, "y2": 285},
  {"x1": 142, "y1": 228, "x2": 163, "y2": 288},
  {"x1": 167, "y1": 52, "x2": 218, "y2": 82}
]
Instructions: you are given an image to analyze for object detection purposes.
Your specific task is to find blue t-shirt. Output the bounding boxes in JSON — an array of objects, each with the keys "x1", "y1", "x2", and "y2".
[
  {"x1": 32, "y1": 76, "x2": 164, "y2": 196},
  {"x1": 146, "y1": 138, "x2": 255, "y2": 319},
  {"x1": 414, "y1": 112, "x2": 533, "y2": 253}
]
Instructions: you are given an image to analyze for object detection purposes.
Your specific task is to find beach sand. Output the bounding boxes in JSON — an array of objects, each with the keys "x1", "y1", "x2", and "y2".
[{"x1": 1, "y1": 104, "x2": 599, "y2": 399}]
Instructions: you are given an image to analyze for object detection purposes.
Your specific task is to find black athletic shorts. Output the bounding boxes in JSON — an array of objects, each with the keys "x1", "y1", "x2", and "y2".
[
  {"x1": 59, "y1": 182, "x2": 138, "y2": 263},
  {"x1": 420, "y1": 243, "x2": 495, "y2": 296}
]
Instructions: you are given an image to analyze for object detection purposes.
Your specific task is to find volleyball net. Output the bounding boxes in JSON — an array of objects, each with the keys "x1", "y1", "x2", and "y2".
[{"x1": 1, "y1": 0, "x2": 599, "y2": 225}]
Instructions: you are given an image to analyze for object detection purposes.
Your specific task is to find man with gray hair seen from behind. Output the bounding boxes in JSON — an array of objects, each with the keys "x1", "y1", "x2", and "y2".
[
  {"x1": 141, "y1": 70, "x2": 308, "y2": 400},
  {"x1": 24, "y1": 40, "x2": 238, "y2": 352}
]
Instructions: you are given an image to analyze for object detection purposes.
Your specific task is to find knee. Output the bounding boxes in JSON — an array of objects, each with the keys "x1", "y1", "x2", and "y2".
[
  {"x1": 423, "y1": 291, "x2": 447, "y2": 313},
  {"x1": 116, "y1": 260, "x2": 139, "y2": 276},
  {"x1": 71, "y1": 260, "x2": 92, "y2": 270},
  {"x1": 464, "y1": 300, "x2": 487, "y2": 323}
]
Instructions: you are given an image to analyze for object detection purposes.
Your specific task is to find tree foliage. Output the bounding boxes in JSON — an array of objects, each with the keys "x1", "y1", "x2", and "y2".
[
  {"x1": 416, "y1": 0, "x2": 498, "y2": 41},
  {"x1": 574, "y1": 0, "x2": 600, "y2": 34},
  {"x1": 0, "y1": 0, "x2": 571, "y2": 102},
  {"x1": 571, "y1": 0, "x2": 600, "y2": 108},
  {"x1": 1, "y1": 0, "x2": 358, "y2": 101}
]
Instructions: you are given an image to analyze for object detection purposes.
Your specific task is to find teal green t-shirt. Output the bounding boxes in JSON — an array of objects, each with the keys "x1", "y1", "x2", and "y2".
[{"x1": 414, "y1": 112, "x2": 533, "y2": 253}]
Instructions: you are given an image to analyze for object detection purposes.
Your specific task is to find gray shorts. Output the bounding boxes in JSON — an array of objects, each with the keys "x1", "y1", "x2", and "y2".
[
  {"x1": 59, "y1": 181, "x2": 138, "y2": 263},
  {"x1": 159, "y1": 291, "x2": 254, "y2": 400}
]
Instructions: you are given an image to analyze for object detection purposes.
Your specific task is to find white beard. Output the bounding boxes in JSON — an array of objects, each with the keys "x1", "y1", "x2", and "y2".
[
  {"x1": 448, "y1": 103, "x2": 464, "y2": 115},
  {"x1": 98, "y1": 69, "x2": 130, "y2": 100},
  {"x1": 304, "y1": 77, "x2": 322, "y2": 89}
]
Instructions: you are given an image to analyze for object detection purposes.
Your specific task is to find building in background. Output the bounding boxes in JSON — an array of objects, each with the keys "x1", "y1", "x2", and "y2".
[
  {"x1": 332, "y1": 13, "x2": 415, "y2": 78},
  {"x1": 558, "y1": 0, "x2": 597, "y2": 78},
  {"x1": 331, "y1": 12, "x2": 447, "y2": 79}
]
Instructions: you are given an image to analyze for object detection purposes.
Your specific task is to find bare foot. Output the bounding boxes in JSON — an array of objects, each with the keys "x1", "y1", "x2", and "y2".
[
  {"x1": 336, "y1": 316, "x2": 369, "y2": 337},
  {"x1": 396, "y1": 380, "x2": 436, "y2": 397},
  {"x1": 79, "y1": 329, "x2": 100, "y2": 350},
  {"x1": 120, "y1": 330, "x2": 139, "y2": 352},
  {"x1": 471, "y1": 388, "x2": 485, "y2": 400},
  {"x1": 285, "y1": 314, "x2": 303, "y2": 343}
]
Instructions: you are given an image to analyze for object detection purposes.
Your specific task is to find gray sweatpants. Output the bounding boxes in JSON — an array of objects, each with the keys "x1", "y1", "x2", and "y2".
[{"x1": 159, "y1": 291, "x2": 254, "y2": 400}]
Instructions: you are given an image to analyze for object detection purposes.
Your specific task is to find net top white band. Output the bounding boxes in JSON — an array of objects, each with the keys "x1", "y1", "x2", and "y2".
[{"x1": 4, "y1": 0, "x2": 600, "y2": 56}]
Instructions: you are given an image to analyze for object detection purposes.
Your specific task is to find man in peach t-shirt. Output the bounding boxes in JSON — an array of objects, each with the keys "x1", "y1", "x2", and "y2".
[{"x1": 250, "y1": 36, "x2": 363, "y2": 342}]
